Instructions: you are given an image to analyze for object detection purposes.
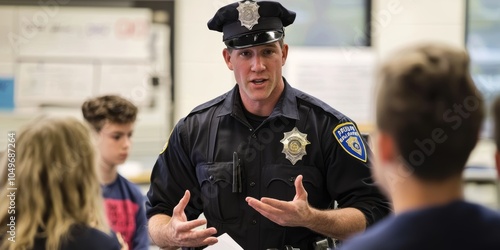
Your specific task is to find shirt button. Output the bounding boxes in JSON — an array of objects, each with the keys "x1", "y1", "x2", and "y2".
[
  {"x1": 249, "y1": 128, "x2": 253, "y2": 131},
  {"x1": 289, "y1": 177, "x2": 295, "y2": 182},
  {"x1": 249, "y1": 182, "x2": 256, "y2": 187},
  {"x1": 252, "y1": 220, "x2": 257, "y2": 225},
  {"x1": 209, "y1": 175, "x2": 215, "y2": 181}
]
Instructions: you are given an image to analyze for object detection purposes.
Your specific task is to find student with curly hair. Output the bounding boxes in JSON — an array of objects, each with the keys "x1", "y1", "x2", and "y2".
[{"x1": 82, "y1": 95, "x2": 149, "y2": 250}]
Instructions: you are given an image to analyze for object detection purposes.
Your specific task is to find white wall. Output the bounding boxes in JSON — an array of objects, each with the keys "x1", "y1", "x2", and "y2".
[
  {"x1": 174, "y1": 0, "x2": 235, "y2": 122},
  {"x1": 373, "y1": 0, "x2": 466, "y2": 59}
]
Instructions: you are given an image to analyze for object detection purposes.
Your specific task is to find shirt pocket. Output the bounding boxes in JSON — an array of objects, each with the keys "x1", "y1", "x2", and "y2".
[
  {"x1": 196, "y1": 162, "x2": 241, "y2": 223},
  {"x1": 262, "y1": 164, "x2": 324, "y2": 203}
]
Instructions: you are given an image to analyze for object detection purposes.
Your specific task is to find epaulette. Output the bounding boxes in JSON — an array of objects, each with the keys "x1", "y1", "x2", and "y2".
[
  {"x1": 184, "y1": 92, "x2": 228, "y2": 120},
  {"x1": 292, "y1": 87, "x2": 345, "y2": 121}
]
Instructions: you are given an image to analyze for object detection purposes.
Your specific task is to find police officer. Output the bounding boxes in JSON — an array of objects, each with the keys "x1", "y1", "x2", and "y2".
[{"x1": 146, "y1": 1, "x2": 390, "y2": 249}]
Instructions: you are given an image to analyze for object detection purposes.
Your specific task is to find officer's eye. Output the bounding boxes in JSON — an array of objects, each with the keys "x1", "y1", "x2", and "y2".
[
  {"x1": 262, "y1": 49, "x2": 275, "y2": 56},
  {"x1": 239, "y1": 51, "x2": 252, "y2": 57}
]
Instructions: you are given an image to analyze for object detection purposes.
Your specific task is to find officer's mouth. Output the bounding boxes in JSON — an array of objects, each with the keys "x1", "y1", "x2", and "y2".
[{"x1": 250, "y1": 78, "x2": 267, "y2": 85}]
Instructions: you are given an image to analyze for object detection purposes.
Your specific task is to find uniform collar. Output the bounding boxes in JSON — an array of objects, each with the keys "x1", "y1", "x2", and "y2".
[{"x1": 218, "y1": 77, "x2": 299, "y2": 121}]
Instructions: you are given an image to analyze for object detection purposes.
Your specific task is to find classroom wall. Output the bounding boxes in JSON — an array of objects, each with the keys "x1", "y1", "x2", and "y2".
[
  {"x1": 373, "y1": 0, "x2": 466, "y2": 60},
  {"x1": 173, "y1": 0, "x2": 235, "y2": 123}
]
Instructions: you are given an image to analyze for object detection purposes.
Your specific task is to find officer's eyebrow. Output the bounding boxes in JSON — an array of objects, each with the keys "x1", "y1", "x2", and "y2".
[{"x1": 261, "y1": 43, "x2": 280, "y2": 49}]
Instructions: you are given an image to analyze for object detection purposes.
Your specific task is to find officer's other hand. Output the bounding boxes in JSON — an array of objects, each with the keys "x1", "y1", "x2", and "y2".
[
  {"x1": 246, "y1": 175, "x2": 313, "y2": 227},
  {"x1": 166, "y1": 190, "x2": 218, "y2": 248}
]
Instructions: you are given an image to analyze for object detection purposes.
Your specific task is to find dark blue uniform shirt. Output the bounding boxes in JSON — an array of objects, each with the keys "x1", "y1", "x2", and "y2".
[{"x1": 147, "y1": 79, "x2": 390, "y2": 250}]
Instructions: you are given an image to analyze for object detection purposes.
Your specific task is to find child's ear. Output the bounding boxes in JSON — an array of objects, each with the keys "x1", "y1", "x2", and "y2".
[{"x1": 377, "y1": 132, "x2": 397, "y2": 162}]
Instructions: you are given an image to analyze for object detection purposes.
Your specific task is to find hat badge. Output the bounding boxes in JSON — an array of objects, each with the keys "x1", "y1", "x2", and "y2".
[
  {"x1": 280, "y1": 127, "x2": 311, "y2": 165},
  {"x1": 237, "y1": 0, "x2": 260, "y2": 30}
]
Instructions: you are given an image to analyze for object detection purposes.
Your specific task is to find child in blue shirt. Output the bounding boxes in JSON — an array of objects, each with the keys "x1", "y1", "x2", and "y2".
[{"x1": 82, "y1": 95, "x2": 149, "y2": 250}]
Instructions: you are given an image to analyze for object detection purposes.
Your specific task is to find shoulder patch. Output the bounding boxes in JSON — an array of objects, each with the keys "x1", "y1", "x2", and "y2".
[{"x1": 333, "y1": 122, "x2": 367, "y2": 162}]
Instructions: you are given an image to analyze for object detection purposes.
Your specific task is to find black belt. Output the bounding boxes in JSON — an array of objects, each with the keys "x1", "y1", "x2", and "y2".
[{"x1": 266, "y1": 237, "x2": 337, "y2": 250}]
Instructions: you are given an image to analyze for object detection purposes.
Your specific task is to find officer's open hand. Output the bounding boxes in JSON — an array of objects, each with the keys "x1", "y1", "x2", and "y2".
[
  {"x1": 165, "y1": 190, "x2": 218, "y2": 248},
  {"x1": 246, "y1": 175, "x2": 313, "y2": 227}
]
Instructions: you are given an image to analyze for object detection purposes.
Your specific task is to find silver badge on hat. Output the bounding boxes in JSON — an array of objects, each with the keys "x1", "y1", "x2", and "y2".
[
  {"x1": 237, "y1": 0, "x2": 260, "y2": 30},
  {"x1": 280, "y1": 127, "x2": 311, "y2": 165}
]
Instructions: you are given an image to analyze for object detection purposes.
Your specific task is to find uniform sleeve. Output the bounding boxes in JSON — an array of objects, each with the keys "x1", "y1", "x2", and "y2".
[
  {"x1": 146, "y1": 121, "x2": 203, "y2": 221},
  {"x1": 133, "y1": 194, "x2": 150, "y2": 250},
  {"x1": 326, "y1": 118, "x2": 391, "y2": 226}
]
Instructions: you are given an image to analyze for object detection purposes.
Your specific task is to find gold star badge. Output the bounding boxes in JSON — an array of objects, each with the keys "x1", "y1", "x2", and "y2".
[
  {"x1": 280, "y1": 127, "x2": 310, "y2": 165},
  {"x1": 237, "y1": 0, "x2": 260, "y2": 30}
]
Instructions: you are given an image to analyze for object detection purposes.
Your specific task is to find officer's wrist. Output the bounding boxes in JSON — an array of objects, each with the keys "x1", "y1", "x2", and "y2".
[{"x1": 303, "y1": 207, "x2": 320, "y2": 229}]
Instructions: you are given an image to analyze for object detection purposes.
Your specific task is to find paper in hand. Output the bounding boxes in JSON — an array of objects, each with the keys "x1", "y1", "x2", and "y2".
[{"x1": 204, "y1": 233, "x2": 243, "y2": 250}]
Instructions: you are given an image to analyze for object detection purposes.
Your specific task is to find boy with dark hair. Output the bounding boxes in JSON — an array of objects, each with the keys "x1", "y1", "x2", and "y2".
[{"x1": 82, "y1": 95, "x2": 149, "y2": 250}]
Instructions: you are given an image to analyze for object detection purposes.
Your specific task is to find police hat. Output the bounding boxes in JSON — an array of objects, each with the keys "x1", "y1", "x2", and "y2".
[{"x1": 207, "y1": 0, "x2": 296, "y2": 49}]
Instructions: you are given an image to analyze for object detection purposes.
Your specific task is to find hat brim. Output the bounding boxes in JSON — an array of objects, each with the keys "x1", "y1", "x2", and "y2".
[{"x1": 224, "y1": 30, "x2": 284, "y2": 49}]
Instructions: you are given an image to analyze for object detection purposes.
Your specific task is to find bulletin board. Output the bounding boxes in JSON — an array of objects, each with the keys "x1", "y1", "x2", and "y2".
[
  {"x1": 0, "y1": 5, "x2": 172, "y2": 178},
  {"x1": 0, "y1": 6, "x2": 156, "y2": 109}
]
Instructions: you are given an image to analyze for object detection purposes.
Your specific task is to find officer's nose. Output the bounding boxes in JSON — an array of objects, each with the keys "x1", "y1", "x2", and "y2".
[{"x1": 251, "y1": 55, "x2": 266, "y2": 72}]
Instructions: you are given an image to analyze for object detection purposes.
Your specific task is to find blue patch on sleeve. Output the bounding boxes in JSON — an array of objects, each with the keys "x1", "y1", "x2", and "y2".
[{"x1": 333, "y1": 122, "x2": 367, "y2": 162}]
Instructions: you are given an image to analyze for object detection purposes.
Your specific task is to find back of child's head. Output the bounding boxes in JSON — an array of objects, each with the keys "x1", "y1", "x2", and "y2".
[
  {"x1": 376, "y1": 43, "x2": 484, "y2": 181},
  {"x1": 0, "y1": 116, "x2": 109, "y2": 250}
]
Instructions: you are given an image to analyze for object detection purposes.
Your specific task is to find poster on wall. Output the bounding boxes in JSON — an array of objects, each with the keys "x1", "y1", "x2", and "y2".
[
  {"x1": 16, "y1": 62, "x2": 94, "y2": 107},
  {"x1": 0, "y1": 6, "x2": 155, "y2": 109},
  {"x1": 98, "y1": 64, "x2": 153, "y2": 107}
]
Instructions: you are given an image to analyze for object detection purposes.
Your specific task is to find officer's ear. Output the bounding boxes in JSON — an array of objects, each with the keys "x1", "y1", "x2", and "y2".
[
  {"x1": 223, "y1": 48, "x2": 234, "y2": 71},
  {"x1": 281, "y1": 43, "x2": 288, "y2": 66}
]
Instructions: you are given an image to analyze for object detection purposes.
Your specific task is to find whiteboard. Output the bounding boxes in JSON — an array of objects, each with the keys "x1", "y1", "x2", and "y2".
[{"x1": 0, "y1": 6, "x2": 158, "y2": 108}]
